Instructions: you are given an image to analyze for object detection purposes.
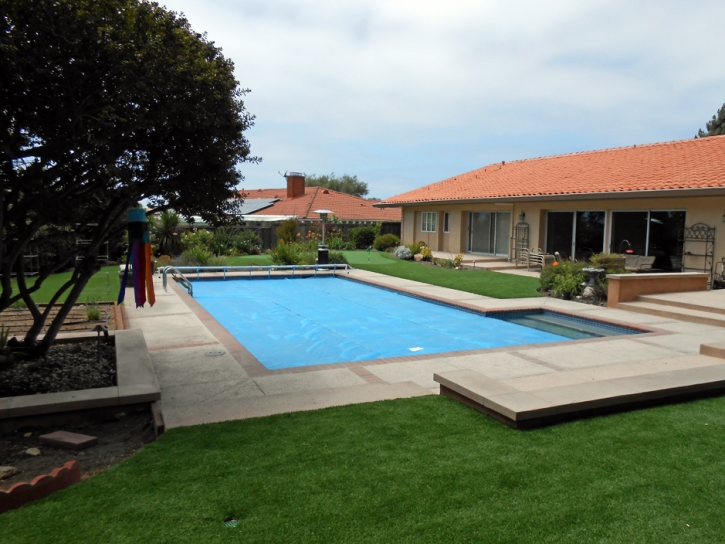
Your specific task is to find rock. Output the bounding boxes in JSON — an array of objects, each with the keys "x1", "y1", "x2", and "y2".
[
  {"x1": 0, "y1": 466, "x2": 19, "y2": 480},
  {"x1": 414, "y1": 254, "x2": 424, "y2": 262},
  {"x1": 24, "y1": 432, "x2": 32, "y2": 438},
  {"x1": 25, "y1": 447, "x2": 41, "y2": 457},
  {"x1": 114, "y1": 412, "x2": 126, "y2": 420}
]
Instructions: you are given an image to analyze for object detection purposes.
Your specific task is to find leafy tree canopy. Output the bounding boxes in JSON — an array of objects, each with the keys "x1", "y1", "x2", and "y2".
[
  {"x1": 1, "y1": 0, "x2": 258, "y2": 354},
  {"x1": 305, "y1": 173, "x2": 368, "y2": 198},
  {"x1": 697, "y1": 103, "x2": 725, "y2": 137}
]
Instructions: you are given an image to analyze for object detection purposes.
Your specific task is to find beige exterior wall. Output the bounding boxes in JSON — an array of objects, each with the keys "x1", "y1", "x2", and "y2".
[{"x1": 399, "y1": 195, "x2": 725, "y2": 265}]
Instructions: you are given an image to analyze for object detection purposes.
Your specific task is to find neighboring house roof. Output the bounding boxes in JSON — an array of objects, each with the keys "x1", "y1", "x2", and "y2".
[
  {"x1": 377, "y1": 135, "x2": 725, "y2": 206},
  {"x1": 240, "y1": 186, "x2": 401, "y2": 221}
]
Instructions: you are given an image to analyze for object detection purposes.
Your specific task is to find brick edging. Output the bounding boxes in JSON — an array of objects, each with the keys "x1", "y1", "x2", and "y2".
[{"x1": 0, "y1": 460, "x2": 81, "y2": 514}]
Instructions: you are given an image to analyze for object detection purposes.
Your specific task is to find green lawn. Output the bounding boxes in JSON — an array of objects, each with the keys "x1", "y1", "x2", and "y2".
[
  {"x1": 3, "y1": 395, "x2": 725, "y2": 542},
  {"x1": 9, "y1": 265, "x2": 121, "y2": 304},
  {"x1": 342, "y1": 251, "x2": 541, "y2": 299}
]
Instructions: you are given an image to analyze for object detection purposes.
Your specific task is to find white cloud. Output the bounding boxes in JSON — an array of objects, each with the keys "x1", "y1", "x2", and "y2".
[{"x1": 161, "y1": 0, "x2": 725, "y2": 197}]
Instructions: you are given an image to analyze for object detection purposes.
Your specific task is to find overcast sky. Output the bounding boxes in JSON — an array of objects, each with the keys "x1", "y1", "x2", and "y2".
[{"x1": 161, "y1": 0, "x2": 725, "y2": 199}]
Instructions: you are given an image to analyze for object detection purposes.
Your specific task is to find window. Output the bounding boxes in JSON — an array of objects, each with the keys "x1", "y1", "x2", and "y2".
[
  {"x1": 610, "y1": 210, "x2": 685, "y2": 270},
  {"x1": 545, "y1": 211, "x2": 605, "y2": 261},
  {"x1": 443, "y1": 212, "x2": 450, "y2": 233},
  {"x1": 422, "y1": 212, "x2": 437, "y2": 233}
]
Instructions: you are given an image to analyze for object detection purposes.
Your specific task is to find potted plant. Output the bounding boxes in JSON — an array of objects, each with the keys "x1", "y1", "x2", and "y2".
[{"x1": 553, "y1": 273, "x2": 582, "y2": 300}]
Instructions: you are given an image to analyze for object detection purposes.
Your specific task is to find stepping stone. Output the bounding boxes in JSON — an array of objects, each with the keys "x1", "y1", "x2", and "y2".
[{"x1": 39, "y1": 431, "x2": 98, "y2": 451}]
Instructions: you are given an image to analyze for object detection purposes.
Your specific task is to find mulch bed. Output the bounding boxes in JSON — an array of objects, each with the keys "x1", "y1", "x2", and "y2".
[
  {"x1": 0, "y1": 408, "x2": 156, "y2": 490},
  {"x1": 0, "y1": 341, "x2": 116, "y2": 398}
]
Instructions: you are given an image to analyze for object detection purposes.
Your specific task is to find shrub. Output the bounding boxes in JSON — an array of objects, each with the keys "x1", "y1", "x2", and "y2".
[
  {"x1": 453, "y1": 254, "x2": 463, "y2": 267},
  {"x1": 208, "y1": 256, "x2": 227, "y2": 267},
  {"x1": 328, "y1": 251, "x2": 348, "y2": 264},
  {"x1": 373, "y1": 233, "x2": 400, "y2": 252},
  {"x1": 393, "y1": 246, "x2": 413, "y2": 260},
  {"x1": 11, "y1": 299, "x2": 27, "y2": 309},
  {"x1": 406, "y1": 242, "x2": 422, "y2": 255},
  {"x1": 553, "y1": 273, "x2": 584, "y2": 297},
  {"x1": 277, "y1": 219, "x2": 299, "y2": 244},
  {"x1": 269, "y1": 242, "x2": 316, "y2": 265},
  {"x1": 540, "y1": 261, "x2": 587, "y2": 292},
  {"x1": 589, "y1": 253, "x2": 626, "y2": 273},
  {"x1": 233, "y1": 230, "x2": 262, "y2": 255},
  {"x1": 436, "y1": 258, "x2": 455, "y2": 268},
  {"x1": 182, "y1": 246, "x2": 212, "y2": 265},
  {"x1": 181, "y1": 229, "x2": 214, "y2": 252},
  {"x1": 420, "y1": 247, "x2": 432, "y2": 261},
  {"x1": 156, "y1": 255, "x2": 172, "y2": 269},
  {"x1": 349, "y1": 226, "x2": 378, "y2": 249},
  {"x1": 86, "y1": 306, "x2": 101, "y2": 321}
]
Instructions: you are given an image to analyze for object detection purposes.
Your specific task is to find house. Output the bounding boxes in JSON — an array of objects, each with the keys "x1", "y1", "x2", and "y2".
[
  {"x1": 375, "y1": 135, "x2": 725, "y2": 274},
  {"x1": 237, "y1": 173, "x2": 401, "y2": 248}
]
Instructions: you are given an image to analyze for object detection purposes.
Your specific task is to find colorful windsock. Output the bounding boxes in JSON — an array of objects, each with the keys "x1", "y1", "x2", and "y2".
[{"x1": 118, "y1": 209, "x2": 156, "y2": 308}]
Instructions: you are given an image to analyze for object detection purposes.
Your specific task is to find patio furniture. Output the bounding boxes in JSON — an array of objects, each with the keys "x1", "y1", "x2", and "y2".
[
  {"x1": 624, "y1": 255, "x2": 656, "y2": 272},
  {"x1": 527, "y1": 248, "x2": 555, "y2": 271}
]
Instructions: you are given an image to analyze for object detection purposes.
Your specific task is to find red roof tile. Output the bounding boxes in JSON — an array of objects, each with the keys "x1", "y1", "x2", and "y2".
[
  {"x1": 240, "y1": 186, "x2": 401, "y2": 221},
  {"x1": 379, "y1": 135, "x2": 725, "y2": 205}
]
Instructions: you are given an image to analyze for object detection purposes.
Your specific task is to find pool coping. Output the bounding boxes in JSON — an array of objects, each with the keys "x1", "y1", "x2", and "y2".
[{"x1": 169, "y1": 274, "x2": 673, "y2": 381}]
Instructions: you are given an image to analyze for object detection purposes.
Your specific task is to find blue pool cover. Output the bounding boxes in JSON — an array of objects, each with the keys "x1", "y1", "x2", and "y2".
[{"x1": 192, "y1": 277, "x2": 569, "y2": 369}]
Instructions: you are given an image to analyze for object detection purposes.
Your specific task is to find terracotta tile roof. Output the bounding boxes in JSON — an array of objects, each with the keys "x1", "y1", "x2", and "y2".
[
  {"x1": 379, "y1": 135, "x2": 725, "y2": 205},
  {"x1": 239, "y1": 187, "x2": 401, "y2": 221}
]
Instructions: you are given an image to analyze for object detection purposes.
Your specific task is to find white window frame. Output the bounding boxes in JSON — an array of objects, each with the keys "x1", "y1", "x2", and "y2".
[
  {"x1": 422, "y1": 212, "x2": 437, "y2": 233},
  {"x1": 443, "y1": 212, "x2": 450, "y2": 233}
]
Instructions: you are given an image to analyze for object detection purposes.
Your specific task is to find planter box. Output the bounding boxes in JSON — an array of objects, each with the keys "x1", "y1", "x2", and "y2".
[
  {"x1": 0, "y1": 329, "x2": 160, "y2": 424},
  {"x1": 606, "y1": 272, "x2": 709, "y2": 307}
]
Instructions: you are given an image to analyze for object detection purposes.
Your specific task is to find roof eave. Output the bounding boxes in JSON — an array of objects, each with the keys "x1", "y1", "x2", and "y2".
[{"x1": 374, "y1": 186, "x2": 725, "y2": 207}]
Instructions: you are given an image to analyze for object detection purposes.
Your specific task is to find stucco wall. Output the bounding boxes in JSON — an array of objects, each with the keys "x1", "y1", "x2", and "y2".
[{"x1": 399, "y1": 195, "x2": 725, "y2": 265}]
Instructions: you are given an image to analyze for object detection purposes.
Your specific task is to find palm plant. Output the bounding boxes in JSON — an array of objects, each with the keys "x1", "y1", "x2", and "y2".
[{"x1": 152, "y1": 210, "x2": 183, "y2": 255}]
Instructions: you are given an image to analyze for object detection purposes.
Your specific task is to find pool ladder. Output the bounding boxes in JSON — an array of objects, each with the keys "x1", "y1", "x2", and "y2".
[{"x1": 161, "y1": 266, "x2": 193, "y2": 296}]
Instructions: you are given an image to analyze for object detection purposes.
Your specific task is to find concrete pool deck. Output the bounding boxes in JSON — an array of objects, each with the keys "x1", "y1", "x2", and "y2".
[{"x1": 125, "y1": 269, "x2": 725, "y2": 429}]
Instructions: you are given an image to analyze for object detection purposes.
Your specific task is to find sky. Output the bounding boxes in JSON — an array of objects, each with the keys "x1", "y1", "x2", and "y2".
[{"x1": 160, "y1": 0, "x2": 725, "y2": 199}]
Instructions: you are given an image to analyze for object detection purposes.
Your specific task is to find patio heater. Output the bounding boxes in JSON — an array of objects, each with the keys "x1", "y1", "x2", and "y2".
[{"x1": 313, "y1": 209, "x2": 333, "y2": 265}]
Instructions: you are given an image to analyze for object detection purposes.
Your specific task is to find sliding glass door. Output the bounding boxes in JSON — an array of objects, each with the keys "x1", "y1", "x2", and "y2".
[
  {"x1": 610, "y1": 211, "x2": 685, "y2": 270},
  {"x1": 545, "y1": 211, "x2": 605, "y2": 261},
  {"x1": 468, "y1": 212, "x2": 510, "y2": 256}
]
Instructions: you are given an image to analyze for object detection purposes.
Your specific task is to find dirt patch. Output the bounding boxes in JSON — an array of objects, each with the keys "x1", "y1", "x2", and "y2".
[
  {"x1": 0, "y1": 407, "x2": 155, "y2": 490},
  {"x1": 0, "y1": 340, "x2": 116, "y2": 398}
]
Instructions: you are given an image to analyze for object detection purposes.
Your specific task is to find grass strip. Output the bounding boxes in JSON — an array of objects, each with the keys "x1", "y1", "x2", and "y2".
[
  {"x1": 2, "y1": 395, "x2": 724, "y2": 543},
  {"x1": 343, "y1": 251, "x2": 542, "y2": 299},
  {"x1": 9, "y1": 265, "x2": 122, "y2": 304}
]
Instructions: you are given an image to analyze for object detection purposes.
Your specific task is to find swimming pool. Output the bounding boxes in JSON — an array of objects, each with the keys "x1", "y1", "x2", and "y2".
[{"x1": 192, "y1": 277, "x2": 638, "y2": 370}]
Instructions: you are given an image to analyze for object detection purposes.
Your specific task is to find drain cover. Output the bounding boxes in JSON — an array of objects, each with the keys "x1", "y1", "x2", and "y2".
[
  {"x1": 205, "y1": 351, "x2": 226, "y2": 357},
  {"x1": 223, "y1": 517, "x2": 239, "y2": 528}
]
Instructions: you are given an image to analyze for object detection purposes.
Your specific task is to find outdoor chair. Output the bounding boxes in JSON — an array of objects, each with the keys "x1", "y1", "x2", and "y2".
[
  {"x1": 527, "y1": 248, "x2": 555, "y2": 271},
  {"x1": 624, "y1": 255, "x2": 656, "y2": 272}
]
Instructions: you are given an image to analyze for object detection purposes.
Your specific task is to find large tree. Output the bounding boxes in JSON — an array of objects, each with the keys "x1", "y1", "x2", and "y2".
[
  {"x1": 1, "y1": 0, "x2": 257, "y2": 356},
  {"x1": 697, "y1": 103, "x2": 725, "y2": 137},
  {"x1": 305, "y1": 173, "x2": 369, "y2": 198}
]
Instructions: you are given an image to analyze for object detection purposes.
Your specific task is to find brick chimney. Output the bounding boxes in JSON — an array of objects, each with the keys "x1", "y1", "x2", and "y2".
[{"x1": 286, "y1": 172, "x2": 305, "y2": 198}]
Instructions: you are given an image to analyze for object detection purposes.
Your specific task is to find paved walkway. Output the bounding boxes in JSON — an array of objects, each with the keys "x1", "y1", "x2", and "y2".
[{"x1": 125, "y1": 270, "x2": 725, "y2": 429}]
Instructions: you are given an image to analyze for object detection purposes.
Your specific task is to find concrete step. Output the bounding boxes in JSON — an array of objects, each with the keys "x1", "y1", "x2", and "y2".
[
  {"x1": 636, "y1": 294, "x2": 725, "y2": 316},
  {"x1": 618, "y1": 301, "x2": 725, "y2": 327},
  {"x1": 164, "y1": 381, "x2": 432, "y2": 429}
]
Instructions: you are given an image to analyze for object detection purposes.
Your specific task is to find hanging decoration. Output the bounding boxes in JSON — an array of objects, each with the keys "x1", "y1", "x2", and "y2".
[{"x1": 118, "y1": 209, "x2": 155, "y2": 308}]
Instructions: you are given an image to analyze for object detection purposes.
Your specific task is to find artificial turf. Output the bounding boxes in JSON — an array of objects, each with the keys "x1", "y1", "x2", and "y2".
[
  {"x1": 2, "y1": 394, "x2": 724, "y2": 542},
  {"x1": 342, "y1": 251, "x2": 542, "y2": 299},
  {"x1": 9, "y1": 265, "x2": 122, "y2": 304}
]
